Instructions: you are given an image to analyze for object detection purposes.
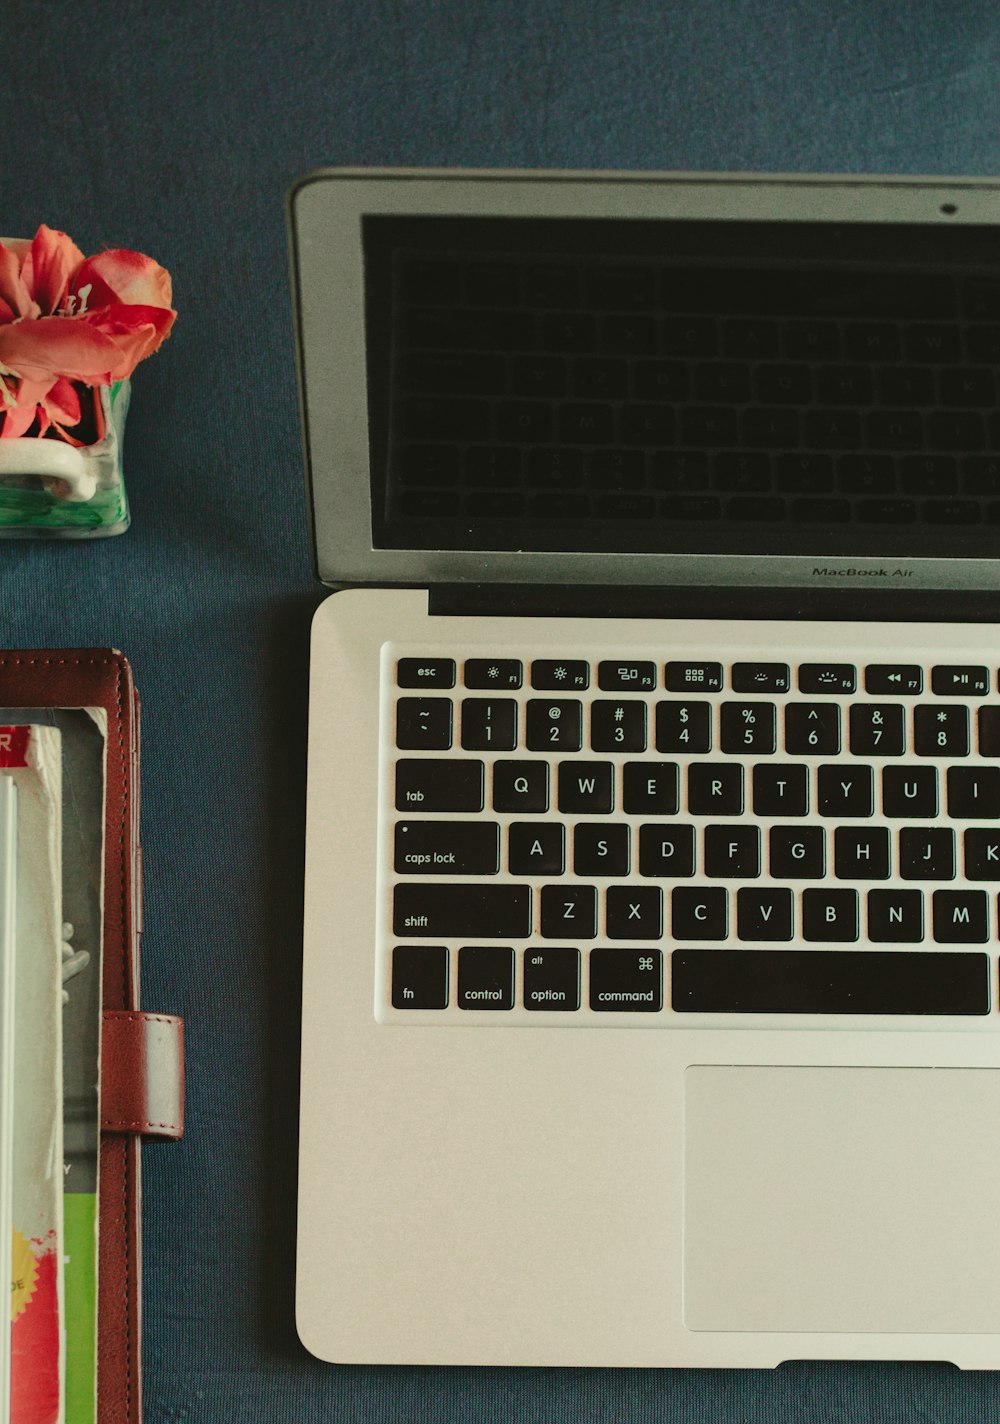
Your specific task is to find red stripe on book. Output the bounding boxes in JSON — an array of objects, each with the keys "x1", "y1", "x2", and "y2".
[{"x1": 0, "y1": 725, "x2": 30, "y2": 765}]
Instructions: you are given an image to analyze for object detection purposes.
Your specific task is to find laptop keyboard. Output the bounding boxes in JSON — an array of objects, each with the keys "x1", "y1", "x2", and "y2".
[{"x1": 380, "y1": 641, "x2": 1000, "y2": 1023}]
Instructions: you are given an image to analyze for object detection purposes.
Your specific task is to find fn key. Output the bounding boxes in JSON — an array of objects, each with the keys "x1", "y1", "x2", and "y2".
[{"x1": 392, "y1": 945, "x2": 449, "y2": 1008}]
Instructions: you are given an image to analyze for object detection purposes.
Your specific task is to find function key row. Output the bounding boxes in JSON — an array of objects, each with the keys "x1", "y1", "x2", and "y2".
[{"x1": 397, "y1": 659, "x2": 997, "y2": 696}]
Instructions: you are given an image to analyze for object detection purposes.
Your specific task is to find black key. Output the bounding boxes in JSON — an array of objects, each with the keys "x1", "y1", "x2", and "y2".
[
  {"x1": 791, "y1": 498, "x2": 851, "y2": 523},
  {"x1": 664, "y1": 661, "x2": 723, "y2": 692},
  {"x1": 965, "y1": 829, "x2": 1000, "y2": 880},
  {"x1": 931, "y1": 665, "x2": 990, "y2": 696},
  {"x1": 758, "y1": 366, "x2": 811, "y2": 404},
  {"x1": 526, "y1": 265, "x2": 579, "y2": 307},
  {"x1": 574, "y1": 823, "x2": 630, "y2": 876},
  {"x1": 651, "y1": 450, "x2": 708, "y2": 490},
  {"x1": 404, "y1": 351, "x2": 505, "y2": 396},
  {"x1": 868, "y1": 889, "x2": 924, "y2": 943},
  {"x1": 784, "y1": 321, "x2": 839, "y2": 359},
  {"x1": 835, "y1": 827, "x2": 890, "y2": 879},
  {"x1": 558, "y1": 761, "x2": 614, "y2": 813},
  {"x1": 696, "y1": 361, "x2": 752, "y2": 402},
  {"x1": 806, "y1": 409, "x2": 862, "y2": 448},
  {"x1": 753, "y1": 764, "x2": 808, "y2": 816},
  {"x1": 933, "y1": 890, "x2": 989, "y2": 944},
  {"x1": 915, "y1": 705, "x2": 970, "y2": 757},
  {"x1": 883, "y1": 766, "x2": 939, "y2": 818},
  {"x1": 817, "y1": 764, "x2": 874, "y2": 817},
  {"x1": 662, "y1": 317, "x2": 717, "y2": 357},
  {"x1": 523, "y1": 948, "x2": 581, "y2": 1011},
  {"x1": 464, "y1": 658, "x2": 523, "y2": 690},
  {"x1": 498, "y1": 401, "x2": 551, "y2": 442},
  {"x1": 560, "y1": 403, "x2": 614, "y2": 443},
  {"x1": 965, "y1": 455, "x2": 1000, "y2": 495},
  {"x1": 540, "y1": 884, "x2": 597, "y2": 938},
  {"x1": 468, "y1": 262, "x2": 519, "y2": 305},
  {"x1": 527, "y1": 448, "x2": 584, "y2": 488},
  {"x1": 393, "y1": 884, "x2": 530, "y2": 937},
  {"x1": 725, "y1": 320, "x2": 779, "y2": 358},
  {"x1": 531, "y1": 660, "x2": 589, "y2": 690},
  {"x1": 817, "y1": 364, "x2": 874, "y2": 404},
  {"x1": 526, "y1": 699, "x2": 583, "y2": 751},
  {"x1": 403, "y1": 397, "x2": 490, "y2": 440},
  {"x1": 511, "y1": 357, "x2": 567, "y2": 399},
  {"x1": 799, "y1": 664, "x2": 857, "y2": 694},
  {"x1": 948, "y1": 767, "x2": 1000, "y2": 819},
  {"x1": 980, "y1": 707, "x2": 1000, "y2": 755},
  {"x1": 802, "y1": 888, "x2": 859, "y2": 941},
  {"x1": 688, "y1": 763, "x2": 743, "y2": 815},
  {"x1": 858, "y1": 499, "x2": 917, "y2": 524},
  {"x1": 396, "y1": 759, "x2": 484, "y2": 812},
  {"x1": 661, "y1": 495, "x2": 722, "y2": 520},
  {"x1": 671, "y1": 886, "x2": 727, "y2": 940},
  {"x1": 639, "y1": 824, "x2": 696, "y2": 877},
  {"x1": 596, "y1": 494, "x2": 657, "y2": 519},
  {"x1": 391, "y1": 946, "x2": 449, "y2": 1009},
  {"x1": 619, "y1": 404, "x2": 675, "y2": 444},
  {"x1": 396, "y1": 697, "x2": 453, "y2": 750},
  {"x1": 465, "y1": 492, "x2": 525, "y2": 518},
  {"x1": 849, "y1": 703, "x2": 905, "y2": 756},
  {"x1": 727, "y1": 496, "x2": 785, "y2": 522},
  {"x1": 590, "y1": 949, "x2": 663, "y2": 1012},
  {"x1": 868, "y1": 410, "x2": 923, "y2": 450},
  {"x1": 865, "y1": 664, "x2": 923, "y2": 695},
  {"x1": 656, "y1": 701, "x2": 712, "y2": 753},
  {"x1": 461, "y1": 699, "x2": 517, "y2": 751},
  {"x1": 845, "y1": 323, "x2": 900, "y2": 361},
  {"x1": 394, "y1": 821, "x2": 500, "y2": 876},
  {"x1": 492, "y1": 760, "x2": 548, "y2": 813},
  {"x1": 720, "y1": 702, "x2": 777, "y2": 755},
  {"x1": 927, "y1": 410, "x2": 985, "y2": 451},
  {"x1": 397, "y1": 658, "x2": 456, "y2": 688},
  {"x1": 465, "y1": 446, "x2": 520, "y2": 487},
  {"x1": 841, "y1": 454, "x2": 895, "y2": 495},
  {"x1": 901, "y1": 455, "x2": 957, "y2": 495},
  {"x1": 909, "y1": 324, "x2": 961, "y2": 360},
  {"x1": 672, "y1": 948, "x2": 988, "y2": 1015},
  {"x1": 732, "y1": 662, "x2": 790, "y2": 693},
  {"x1": 714, "y1": 453, "x2": 770, "y2": 492},
  {"x1": 900, "y1": 827, "x2": 956, "y2": 880},
  {"x1": 736, "y1": 887, "x2": 794, "y2": 941},
  {"x1": 622, "y1": 761, "x2": 679, "y2": 815},
  {"x1": 457, "y1": 945, "x2": 515, "y2": 1010},
  {"x1": 398, "y1": 444, "x2": 460, "y2": 486},
  {"x1": 590, "y1": 450, "x2": 646, "y2": 490},
  {"x1": 606, "y1": 886, "x2": 663, "y2": 940},
  {"x1": 769, "y1": 825, "x2": 825, "y2": 878},
  {"x1": 704, "y1": 825, "x2": 760, "y2": 878},
  {"x1": 591, "y1": 701, "x2": 647, "y2": 752},
  {"x1": 598, "y1": 660, "x2": 656, "y2": 691},
  {"x1": 785, "y1": 704, "x2": 841, "y2": 754},
  {"x1": 880, "y1": 367, "x2": 934, "y2": 405},
  {"x1": 508, "y1": 823, "x2": 564, "y2": 876}
]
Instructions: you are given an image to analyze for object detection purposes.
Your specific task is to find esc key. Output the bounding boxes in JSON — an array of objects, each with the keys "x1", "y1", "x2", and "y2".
[{"x1": 397, "y1": 658, "x2": 456, "y2": 688}]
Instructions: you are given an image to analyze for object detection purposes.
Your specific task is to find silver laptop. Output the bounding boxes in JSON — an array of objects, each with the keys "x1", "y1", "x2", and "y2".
[{"x1": 290, "y1": 168, "x2": 1000, "y2": 1368}]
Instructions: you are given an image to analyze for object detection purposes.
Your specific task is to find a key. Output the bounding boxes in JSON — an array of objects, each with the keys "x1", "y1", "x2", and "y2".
[
  {"x1": 394, "y1": 821, "x2": 499, "y2": 875},
  {"x1": 865, "y1": 664, "x2": 922, "y2": 695},
  {"x1": 932, "y1": 890, "x2": 989, "y2": 943},
  {"x1": 655, "y1": 701, "x2": 711, "y2": 753},
  {"x1": 457, "y1": 946, "x2": 515, "y2": 1010},
  {"x1": 558, "y1": 761, "x2": 614, "y2": 813},
  {"x1": 688, "y1": 763, "x2": 743, "y2": 816},
  {"x1": 573, "y1": 824, "x2": 630, "y2": 876},
  {"x1": 882, "y1": 767, "x2": 938, "y2": 818},
  {"x1": 461, "y1": 698, "x2": 517, "y2": 750},
  {"x1": 802, "y1": 888, "x2": 860, "y2": 941},
  {"x1": 834, "y1": 827, "x2": 890, "y2": 879},
  {"x1": 508, "y1": 823, "x2": 565, "y2": 875},
  {"x1": 671, "y1": 886, "x2": 727, "y2": 939},
  {"x1": 391, "y1": 945, "x2": 450, "y2": 1009},
  {"x1": 915, "y1": 705, "x2": 970, "y2": 757},
  {"x1": 785, "y1": 704, "x2": 841, "y2": 755},
  {"x1": 639, "y1": 824, "x2": 696, "y2": 876},
  {"x1": 798, "y1": 663, "x2": 857, "y2": 694},
  {"x1": 769, "y1": 825, "x2": 825, "y2": 878},
  {"x1": 396, "y1": 697, "x2": 453, "y2": 750},
  {"x1": 664, "y1": 661, "x2": 722, "y2": 691},
  {"x1": 899, "y1": 827, "x2": 956, "y2": 880},
  {"x1": 397, "y1": 658, "x2": 456, "y2": 689},
  {"x1": 704, "y1": 825, "x2": 760, "y2": 878},
  {"x1": 965, "y1": 829, "x2": 1000, "y2": 880},
  {"x1": 464, "y1": 658, "x2": 523, "y2": 689},
  {"x1": 540, "y1": 884, "x2": 598, "y2": 938},
  {"x1": 931, "y1": 665, "x2": 989, "y2": 696},
  {"x1": 947, "y1": 767, "x2": 1000, "y2": 818},
  {"x1": 526, "y1": 699, "x2": 583, "y2": 751},
  {"x1": 590, "y1": 700, "x2": 647, "y2": 752},
  {"x1": 589, "y1": 949, "x2": 663, "y2": 1012},
  {"x1": 731, "y1": 662, "x2": 790, "y2": 693},
  {"x1": 736, "y1": 887, "x2": 794, "y2": 941},
  {"x1": 817, "y1": 765, "x2": 874, "y2": 817},
  {"x1": 867, "y1": 889, "x2": 924, "y2": 943},
  {"x1": 393, "y1": 884, "x2": 530, "y2": 937},
  {"x1": 622, "y1": 761, "x2": 679, "y2": 815},
  {"x1": 606, "y1": 886, "x2": 663, "y2": 939},
  {"x1": 492, "y1": 760, "x2": 548, "y2": 813},
  {"x1": 531, "y1": 659, "x2": 589, "y2": 690},
  {"x1": 720, "y1": 702, "x2": 777, "y2": 754},
  {"x1": 598, "y1": 660, "x2": 656, "y2": 691},
  {"x1": 395, "y1": 759, "x2": 484, "y2": 812},
  {"x1": 849, "y1": 704, "x2": 905, "y2": 756},
  {"x1": 753, "y1": 764, "x2": 808, "y2": 816},
  {"x1": 523, "y1": 948, "x2": 581, "y2": 1011}
]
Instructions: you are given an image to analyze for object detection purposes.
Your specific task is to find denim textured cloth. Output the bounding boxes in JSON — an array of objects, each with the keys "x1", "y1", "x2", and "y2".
[{"x1": 3, "y1": 1, "x2": 1000, "y2": 1418}]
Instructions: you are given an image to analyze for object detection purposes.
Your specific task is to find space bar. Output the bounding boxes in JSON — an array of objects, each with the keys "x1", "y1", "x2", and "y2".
[{"x1": 672, "y1": 950, "x2": 990, "y2": 1015}]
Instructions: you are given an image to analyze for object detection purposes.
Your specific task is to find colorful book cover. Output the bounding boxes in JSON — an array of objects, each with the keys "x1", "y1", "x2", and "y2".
[{"x1": 6, "y1": 726, "x2": 64, "y2": 1424}]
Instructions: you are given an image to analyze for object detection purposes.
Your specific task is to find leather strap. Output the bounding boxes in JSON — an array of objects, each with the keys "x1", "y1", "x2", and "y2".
[{"x1": 101, "y1": 1010, "x2": 185, "y2": 1140}]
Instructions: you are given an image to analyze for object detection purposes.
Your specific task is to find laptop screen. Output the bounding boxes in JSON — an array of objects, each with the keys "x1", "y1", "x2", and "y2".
[{"x1": 361, "y1": 213, "x2": 1000, "y2": 563}]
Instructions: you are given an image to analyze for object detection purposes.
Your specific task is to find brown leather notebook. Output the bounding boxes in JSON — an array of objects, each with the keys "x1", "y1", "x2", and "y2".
[{"x1": 0, "y1": 650, "x2": 183, "y2": 1424}]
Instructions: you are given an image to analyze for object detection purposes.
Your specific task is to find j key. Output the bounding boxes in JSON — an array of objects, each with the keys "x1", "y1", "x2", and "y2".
[
  {"x1": 532, "y1": 660, "x2": 589, "y2": 690},
  {"x1": 817, "y1": 765, "x2": 874, "y2": 817},
  {"x1": 397, "y1": 658, "x2": 456, "y2": 688},
  {"x1": 786, "y1": 704, "x2": 840, "y2": 755},
  {"x1": 574, "y1": 823, "x2": 630, "y2": 876},
  {"x1": 671, "y1": 948, "x2": 988, "y2": 1015},
  {"x1": 868, "y1": 889, "x2": 923, "y2": 943},
  {"x1": 671, "y1": 886, "x2": 727, "y2": 939},
  {"x1": 731, "y1": 662, "x2": 790, "y2": 693},
  {"x1": 393, "y1": 884, "x2": 530, "y2": 937},
  {"x1": 541, "y1": 884, "x2": 598, "y2": 938},
  {"x1": 720, "y1": 702, "x2": 777, "y2": 754},
  {"x1": 464, "y1": 658, "x2": 523, "y2": 689},
  {"x1": 606, "y1": 886, "x2": 663, "y2": 939},
  {"x1": 899, "y1": 827, "x2": 956, "y2": 880},
  {"x1": 849, "y1": 704, "x2": 905, "y2": 756},
  {"x1": 933, "y1": 890, "x2": 989, "y2": 943},
  {"x1": 736, "y1": 887, "x2": 794, "y2": 941},
  {"x1": 688, "y1": 763, "x2": 743, "y2": 815},
  {"x1": 865, "y1": 664, "x2": 923, "y2": 694},
  {"x1": 655, "y1": 701, "x2": 712, "y2": 754},
  {"x1": 457, "y1": 946, "x2": 515, "y2": 1011},
  {"x1": 394, "y1": 821, "x2": 500, "y2": 875},
  {"x1": 798, "y1": 664, "x2": 857, "y2": 694},
  {"x1": 526, "y1": 699, "x2": 583, "y2": 751},
  {"x1": 591, "y1": 701, "x2": 647, "y2": 752},
  {"x1": 396, "y1": 759, "x2": 484, "y2": 812},
  {"x1": 883, "y1": 766, "x2": 938, "y2": 818},
  {"x1": 639, "y1": 824, "x2": 696, "y2": 877},
  {"x1": 664, "y1": 661, "x2": 723, "y2": 691},
  {"x1": 558, "y1": 761, "x2": 614, "y2": 813},
  {"x1": 835, "y1": 827, "x2": 890, "y2": 879},
  {"x1": 391, "y1": 945, "x2": 450, "y2": 1009},
  {"x1": 461, "y1": 699, "x2": 517, "y2": 750},
  {"x1": 598, "y1": 660, "x2": 656, "y2": 691},
  {"x1": 508, "y1": 823, "x2": 564, "y2": 875},
  {"x1": 589, "y1": 949, "x2": 663, "y2": 1012},
  {"x1": 523, "y1": 948, "x2": 581, "y2": 1011},
  {"x1": 947, "y1": 766, "x2": 1000, "y2": 819},
  {"x1": 802, "y1": 888, "x2": 859, "y2": 941},
  {"x1": 915, "y1": 705, "x2": 970, "y2": 757},
  {"x1": 931, "y1": 665, "x2": 989, "y2": 696},
  {"x1": 396, "y1": 697, "x2": 453, "y2": 750},
  {"x1": 753, "y1": 764, "x2": 808, "y2": 816},
  {"x1": 965, "y1": 829, "x2": 1000, "y2": 880},
  {"x1": 769, "y1": 826, "x2": 825, "y2": 878},
  {"x1": 704, "y1": 825, "x2": 760, "y2": 878},
  {"x1": 622, "y1": 761, "x2": 679, "y2": 815},
  {"x1": 492, "y1": 760, "x2": 548, "y2": 813}
]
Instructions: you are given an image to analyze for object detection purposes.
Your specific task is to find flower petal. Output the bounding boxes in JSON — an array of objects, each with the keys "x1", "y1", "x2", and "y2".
[
  {"x1": 0, "y1": 242, "x2": 40, "y2": 322},
  {"x1": 71, "y1": 248, "x2": 173, "y2": 310},
  {"x1": 0, "y1": 376, "x2": 52, "y2": 438},
  {"x1": 42, "y1": 375, "x2": 81, "y2": 428},
  {"x1": 20, "y1": 225, "x2": 86, "y2": 315},
  {"x1": 0, "y1": 316, "x2": 116, "y2": 384},
  {"x1": 81, "y1": 301, "x2": 176, "y2": 370}
]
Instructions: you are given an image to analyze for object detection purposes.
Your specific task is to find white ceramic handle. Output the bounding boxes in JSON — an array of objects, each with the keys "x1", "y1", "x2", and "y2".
[{"x1": 0, "y1": 438, "x2": 97, "y2": 501}]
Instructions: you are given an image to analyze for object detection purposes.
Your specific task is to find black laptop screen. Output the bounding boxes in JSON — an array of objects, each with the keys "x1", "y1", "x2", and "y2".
[{"x1": 362, "y1": 214, "x2": 1000, "y2": 561}]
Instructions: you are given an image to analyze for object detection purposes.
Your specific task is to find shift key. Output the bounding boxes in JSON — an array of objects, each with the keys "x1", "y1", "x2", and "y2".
[
  {"x1": 395, "y1": 758, "x2": 484, "y2": 811},
  {"x1": 394, "y1": 884, "x2": 531, "y2": 937}
]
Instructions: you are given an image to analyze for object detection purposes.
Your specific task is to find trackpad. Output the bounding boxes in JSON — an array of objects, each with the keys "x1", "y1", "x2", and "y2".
[{"x1": 684, "y1": 1065, "x2": 1000, "y2": 1333}]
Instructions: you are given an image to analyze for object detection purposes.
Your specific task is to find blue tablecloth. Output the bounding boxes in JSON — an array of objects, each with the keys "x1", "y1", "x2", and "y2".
[{"x1": 3, "y1": 1, "x2": 1000, "y2": 1417}]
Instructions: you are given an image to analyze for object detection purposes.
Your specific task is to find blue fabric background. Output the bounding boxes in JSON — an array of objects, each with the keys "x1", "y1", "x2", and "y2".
[{"x1": 3, "y1": 1, "x2": 1000, "y2": 1417}]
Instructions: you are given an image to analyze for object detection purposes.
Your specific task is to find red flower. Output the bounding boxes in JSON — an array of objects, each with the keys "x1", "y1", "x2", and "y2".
[{"x1": 0, "y1": 225, "x2": 175, "y2": 443}]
